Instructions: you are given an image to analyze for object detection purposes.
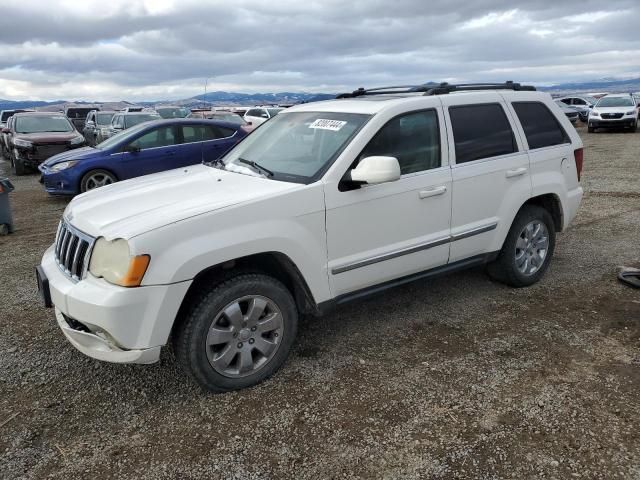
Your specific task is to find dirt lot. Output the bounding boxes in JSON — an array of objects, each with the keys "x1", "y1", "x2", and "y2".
[{"x1": 1, "y1": 125, "x2": 639, "y2": 479}]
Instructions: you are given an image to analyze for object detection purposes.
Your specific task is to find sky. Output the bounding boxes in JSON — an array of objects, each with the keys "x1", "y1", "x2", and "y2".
[{"x1": 0, "y1": 0, "x2": 639, "y2": 101}]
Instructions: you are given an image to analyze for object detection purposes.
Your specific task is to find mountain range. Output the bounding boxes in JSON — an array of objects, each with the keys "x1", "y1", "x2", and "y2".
[{"x1": 1, "y1": 78, "x2": 639, "y2": 112}]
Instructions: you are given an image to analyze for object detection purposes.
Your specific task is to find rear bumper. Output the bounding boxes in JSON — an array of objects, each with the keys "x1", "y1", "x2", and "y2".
[{"x1": 564, "y1": 186, "x2": 583, "y2": 230}]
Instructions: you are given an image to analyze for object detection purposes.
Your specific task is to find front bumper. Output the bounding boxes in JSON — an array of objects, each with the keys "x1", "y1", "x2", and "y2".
[
  {"x1": 38, "y1": 164, "x2": 79, "y2": 195},
  {"x1": 40, "y1": 245, "x2": 192, "y2": 364},
  {"x1": 589, "y1": 118, "x2": 636, "y2": 128}
]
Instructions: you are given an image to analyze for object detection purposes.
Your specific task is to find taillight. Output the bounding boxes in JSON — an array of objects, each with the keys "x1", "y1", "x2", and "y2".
[{"x1": 574, "y1": 148, "x2": 584, "y2": 182}]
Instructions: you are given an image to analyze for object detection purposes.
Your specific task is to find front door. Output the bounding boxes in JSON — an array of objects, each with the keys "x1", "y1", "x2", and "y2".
[
  {"x1": 324, "y1": 109, "x2": 452, "y2": 297},
  {"x1": 120, "y1": 125, "x2": 180, "y2": 179}
]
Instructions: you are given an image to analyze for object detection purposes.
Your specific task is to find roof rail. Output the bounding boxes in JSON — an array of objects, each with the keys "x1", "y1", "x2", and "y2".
[{"x1": 336, "y1": 81, "x2": 536, "y2": 99}]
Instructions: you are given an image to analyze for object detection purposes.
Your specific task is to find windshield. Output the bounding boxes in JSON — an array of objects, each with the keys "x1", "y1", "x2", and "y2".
[
  {"x1": 1, "y1": 111, "x2": 13, "y2": 122},
  {"x1": 15, "y1": 115, "x2": 73, "y2": 133},
  {"x1": 96, "y1": 113, "x2": 115, "y2": 125},
  {"x1": 125, "y1": 114, "x2": 160, "y2": 128},
  {"x1": 96, "y1": 122, "x2": 149, "y2": 150},
  {"x1": 212, "y1": 113, "x2": 246, "y2": 124},
  {"x1": 156, "y1": 107, "x2": 190, "y2": 119},
  {"x1": 596, "y1": 97, "x2": 635, "y2": 108},
  {"x1": 222, "y1": 111, "x2": 370, "y2": 183}
]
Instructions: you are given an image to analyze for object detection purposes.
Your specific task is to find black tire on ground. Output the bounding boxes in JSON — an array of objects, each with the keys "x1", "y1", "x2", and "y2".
[
  {"x1": 588, "y1": 125, "x2": 595, "y2": 133},
  {"x1": 174, "y1": 273, "x2": 298, "y2": 393},
  {"x1": 80, "y1": 169, "x2": 117, "y2": 192},
  {"x1": 13, "y1": 156, "x2": 27, "y2": 176},
  {"x1": 631, "y1": 122, "x2": 637, "y2": 133},
  {"x1": 486, "y1": 205, "x2": 556, "y2": 288}
]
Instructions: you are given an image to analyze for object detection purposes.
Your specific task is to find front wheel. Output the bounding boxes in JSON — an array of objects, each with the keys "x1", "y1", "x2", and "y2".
[
  {"x1": 174, "y1": 273, "x2": 298, "y2": 392},
  {"x1": 487, "y1": 205, "x2": 556, "y2": 287},
  {"x1": 587, "y1": 125, "x2": 595, "y2": 133},
  {"x1": 80, "y1": 169, "x2": 117, "y2": 192},
  {"x1": 13, "y1": 153, "x2": 27, "y2": 176}
]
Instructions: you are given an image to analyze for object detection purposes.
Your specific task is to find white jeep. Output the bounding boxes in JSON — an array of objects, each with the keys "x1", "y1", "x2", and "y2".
[{"x1": 37, "y1": 82, "x2": 584, "y2": 392}]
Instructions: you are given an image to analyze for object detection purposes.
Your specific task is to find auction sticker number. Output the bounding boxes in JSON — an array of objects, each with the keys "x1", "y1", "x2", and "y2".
[{"x1": 309, "y1": 119, "x2": 347, "y2": 131}]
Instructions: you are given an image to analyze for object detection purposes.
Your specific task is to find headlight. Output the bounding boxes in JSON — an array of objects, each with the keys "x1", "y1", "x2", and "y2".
[
  {"x1": 70, "y1": 136, "x2": 85, "y2": 145},
  {"x1": 625, "y1": 111, "x2": 636, "y2": 116},
  {"x1": 89, "y1": 238, "x2": 150, "y2": 287},
  {"x1": 13, "y1": 138, "x2": 33, "y2": 148},
  {"x1": 590, "y1": 111, "x2": 599, "y2": 117},
  {"x1": 50, "y1": 161, "x2": 79, "y2": 172}
]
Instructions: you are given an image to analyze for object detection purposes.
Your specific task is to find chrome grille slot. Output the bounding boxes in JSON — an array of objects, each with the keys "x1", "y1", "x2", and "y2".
[{"x1": 54, "y1": 220, "x2": 95, "y2": 281}]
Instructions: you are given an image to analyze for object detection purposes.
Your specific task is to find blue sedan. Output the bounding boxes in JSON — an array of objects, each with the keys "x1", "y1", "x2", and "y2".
[{"x1": 39, "y1": 118, "x2": 248, "y2": 195}]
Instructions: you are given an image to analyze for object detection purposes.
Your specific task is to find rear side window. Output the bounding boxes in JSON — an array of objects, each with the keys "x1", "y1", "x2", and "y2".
[
  {"x1": 512, "y1": 102, "x2": 569, "y2": 150},
  {"x1": 449, "y1": 104, "x2": 517, "y2": 164}
]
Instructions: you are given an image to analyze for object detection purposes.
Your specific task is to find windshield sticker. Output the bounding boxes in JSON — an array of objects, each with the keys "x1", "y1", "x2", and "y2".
[{"x1": 309, "y1": 119, "x2": 347, "y2": 131}]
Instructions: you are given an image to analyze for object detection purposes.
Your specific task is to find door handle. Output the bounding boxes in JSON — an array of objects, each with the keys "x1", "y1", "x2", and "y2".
[
  {"x1": 419, "y1": 186, "x2": 447, "y2": 199},
  {"x1": 506, "y1": 167, "x2": 527, "y2": 178}
]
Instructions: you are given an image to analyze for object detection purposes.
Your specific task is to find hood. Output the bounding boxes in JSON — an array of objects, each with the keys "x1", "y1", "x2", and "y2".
[
  {"x1": 42, "y1": 146, "x2": 101, "y2": 167},
  {"x1": 64, "y1": 164, "x2": 302, "y2": 239},
  {"x1": 14, "y1": 131, "x2": 80, "y2": 144}
]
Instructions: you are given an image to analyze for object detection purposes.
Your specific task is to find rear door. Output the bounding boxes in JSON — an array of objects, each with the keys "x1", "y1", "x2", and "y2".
[
  {"x1": 201, "y1": 125, "x2": 239, "y2": 162},
  {"x1": 442, "y1": 95, "x2": 532, "y2": 263},
  {"x1": 118, "y1": 125, "x2": 180, "y2": 179},
  {"x1": 176, "y1": 124, "x2": 206, "y2": 167}
]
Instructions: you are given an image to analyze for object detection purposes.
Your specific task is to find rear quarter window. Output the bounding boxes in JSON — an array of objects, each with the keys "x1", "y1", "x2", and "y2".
[
  {"x1": 512, "y1": 102, "x2": 569, "y2": 150},
  {"x1": 449, "y1": 103, "x2": 517, "y2": 164}
]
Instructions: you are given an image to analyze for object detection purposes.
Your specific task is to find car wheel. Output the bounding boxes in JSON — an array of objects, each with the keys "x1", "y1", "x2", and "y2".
[
  {"x1": 174, "y1": 273, "x2": 298, "y2": 392},
  {"x1": 631, "y1": 122, "x2": 638, "y2": 133},
  {"x1": 487, "y1": 205, "x2": 556, "y2": 288},
  {"x1": 80, "y1": 169, "x2": 117, "y2": 192},
  {"x1": 13, "y1": 152, "x2": 26, "y2": 176},
  {"x1": 588, "y1": 125, "x2": 595, "y2": 133}
]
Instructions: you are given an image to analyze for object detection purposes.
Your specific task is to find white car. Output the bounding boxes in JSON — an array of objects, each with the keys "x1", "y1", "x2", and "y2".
[
  {"x1": 37, "y1": 82, "x2": 584, "y2": 392},
  {"x1": 243, "y1": 106, "x2": 284, "y2": 127},
  {"x1": 588, "y1": 94, "x2": 638, "y2": 132}
]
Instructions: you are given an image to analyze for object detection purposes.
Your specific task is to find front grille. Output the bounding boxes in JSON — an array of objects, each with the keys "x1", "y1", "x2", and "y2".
[
  {"x1": 32, "y1": 144, "x2": 69, "y2": 161},
  {"x1": 602, "y1": 113, "x2": 623, "y2": 119},
  {"x1": 54, "y1": 220, "x2": 95, "y2": 281}
]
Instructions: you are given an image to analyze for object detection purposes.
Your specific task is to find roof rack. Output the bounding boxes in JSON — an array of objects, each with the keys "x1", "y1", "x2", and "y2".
[{"x1": 336, "y1": 81, "x2": 536, "y2": 99}]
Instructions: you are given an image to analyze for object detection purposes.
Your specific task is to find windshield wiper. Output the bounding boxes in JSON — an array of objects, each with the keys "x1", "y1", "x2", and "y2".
[{"x1": 237, "y1": 158, "x2": 274, "y2": 177}]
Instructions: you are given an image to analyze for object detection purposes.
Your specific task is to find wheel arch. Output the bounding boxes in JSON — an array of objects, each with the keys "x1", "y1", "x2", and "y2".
[
  {"x1": 520, "y1": 193, "x2": 564, "y2": 232},
  {"x1": 170, "y1": 251, "x2": 319, "y2": 340}
]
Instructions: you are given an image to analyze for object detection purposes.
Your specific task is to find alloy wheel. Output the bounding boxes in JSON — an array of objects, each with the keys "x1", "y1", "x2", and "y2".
[
  {"x1": 205, "y1": 295, "x2": 283, "y2": 378},
  {"x1": 515, "y1": 221, "x2": 549, "y2": 276}
]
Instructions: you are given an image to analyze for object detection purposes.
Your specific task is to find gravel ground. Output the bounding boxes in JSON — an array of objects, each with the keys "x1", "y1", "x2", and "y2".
[{"x1": 1, "y1": 125, "x2": 639, "y2": 479}]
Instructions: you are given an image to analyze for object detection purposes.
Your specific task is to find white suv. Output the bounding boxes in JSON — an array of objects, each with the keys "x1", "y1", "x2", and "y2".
[
  {"x1": 37, "y1": 82, "x2": 584, "y2": 392},
  {"x1": 243, "y1": 106, "x2": 284, "y2": 127},
  {"x1": 588, "y1": 94, "x2": 638, "y2": 132}
]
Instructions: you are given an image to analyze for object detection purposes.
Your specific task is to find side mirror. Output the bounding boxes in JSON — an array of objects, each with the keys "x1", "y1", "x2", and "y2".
[
  {"x1": 125, "y1": 145, "x2": 140, "y2": 153},
  {"x1": 350, "y1": 156, "x2": 401, "y2": 185},
  {"x1": 1, "y1": 128, "x2": 9, "y2": 134},
  {"x1": 246, "y1": 121, "x2": 252, "y2": 126}
]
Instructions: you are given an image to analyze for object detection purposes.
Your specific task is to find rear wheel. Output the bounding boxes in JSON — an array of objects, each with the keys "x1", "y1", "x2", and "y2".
[
  {"x1": 80, "y1": 169, "x2": 116, "y2": 192},
  {"x1": 174, "y1": 273, "x2": 298, "y2": 392},
  {"x1": 487, "y1": 205, "x2": 556, "y2": 287}
]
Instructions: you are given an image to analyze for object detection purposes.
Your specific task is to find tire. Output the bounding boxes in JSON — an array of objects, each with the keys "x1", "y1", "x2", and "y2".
[
  {"x1": 80, "y1": 169, "x2": 117, "y2": 192},
  {"x1": 13, "y1": 155, "x2": 26, "y2": 176},
  {"x1": 587, "y1": 125, "x2": 595, "y2": 133},
  {"x1": 174, "y1": 273, "x2": 298, "y2": 392},
  {"x1": 631, "y1": 122, "x2": 637, "y2": 133},
  {"x1": 487, "y1": 205, "x2": 556, "y2": 288}
]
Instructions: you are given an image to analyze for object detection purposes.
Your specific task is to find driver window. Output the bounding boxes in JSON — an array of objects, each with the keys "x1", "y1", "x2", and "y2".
[
  {"x1": 359, "y1": 110, "x2": 441, "y2": 175},
  {"x1": 128, "y1": 126, "x2": 176, "y2": 150}
]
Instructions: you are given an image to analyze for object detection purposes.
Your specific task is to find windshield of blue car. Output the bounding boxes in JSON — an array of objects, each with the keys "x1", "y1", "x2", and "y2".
[
  {"x1": 15, "y1": 115, "x2": 74, "y2": 133},
  {"x1": 96, "y1": 113, "x2": 115, "y2": 125},
  {"x1": 124, "y1": 114, "x2": 161, "y2": 128},
  {"x1": 222, "y1": 111, "x2": 370, "y2": 183},
  {"x1": 95, "y1": 123, "x2": 149, "y2": 150},
  {"x1": 596, "y1": 97, "x2": 635, "y2": 108},
  {"x1": 157, "y1": 107, "x2": 190, "y2": 119}
]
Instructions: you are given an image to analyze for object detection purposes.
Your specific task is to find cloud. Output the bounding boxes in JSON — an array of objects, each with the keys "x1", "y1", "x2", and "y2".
[{"x1": 0, "y1": 0, "x2": 639, "y2": 101}]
